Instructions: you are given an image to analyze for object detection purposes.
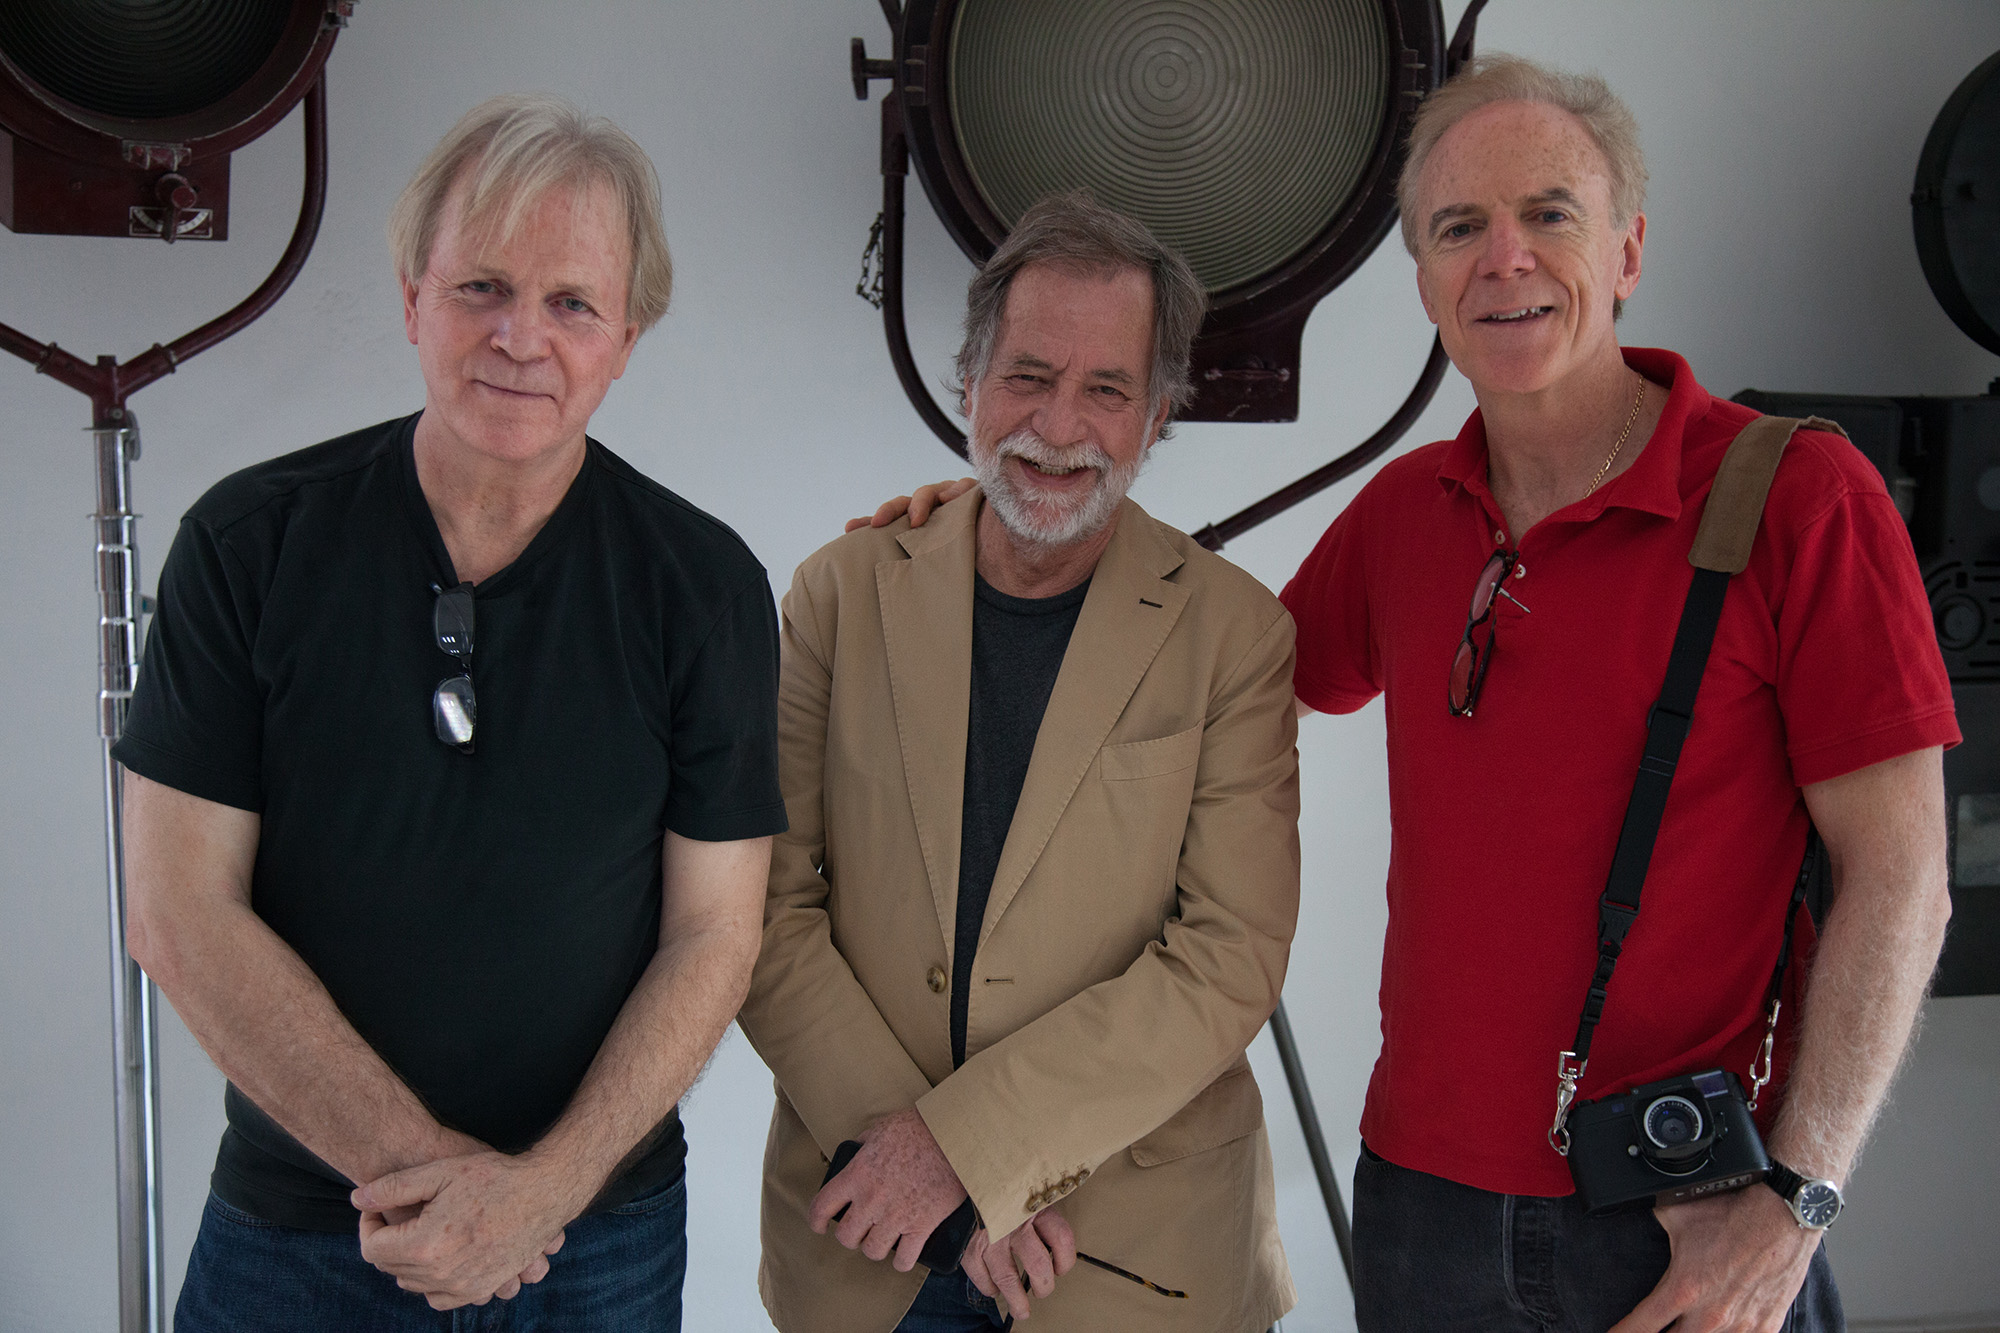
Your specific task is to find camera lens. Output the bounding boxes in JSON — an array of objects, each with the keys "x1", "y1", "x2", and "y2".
[{"x1": 1643, "y1": 1095, "x2": 1704, "y2": 1149}]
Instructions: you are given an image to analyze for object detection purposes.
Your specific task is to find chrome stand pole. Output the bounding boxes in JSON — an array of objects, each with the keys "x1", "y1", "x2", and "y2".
[
  {"x1": 94, "y1": 415, "x2": 166, "y2": 1333},
  {"x1": 1268, "y1": 998, "x2": 1354, "y2": 1285}
]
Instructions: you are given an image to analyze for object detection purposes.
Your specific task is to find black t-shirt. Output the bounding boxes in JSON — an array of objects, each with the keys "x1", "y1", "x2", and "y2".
[
  {"x1": 951, "y1": 574, "x2": 1090, "y2": 1067},
  {"x1": 114, "y1": 415, "x2": 787, "y2": 1231}
]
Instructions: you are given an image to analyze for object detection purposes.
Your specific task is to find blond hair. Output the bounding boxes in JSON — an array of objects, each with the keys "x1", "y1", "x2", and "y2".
[
  {"x1": 388, "y1": 93, "x2": 673, "y2": 331},
  {"x1": 1397, "y1": 54, "x2": 1647, "y2": 258}
]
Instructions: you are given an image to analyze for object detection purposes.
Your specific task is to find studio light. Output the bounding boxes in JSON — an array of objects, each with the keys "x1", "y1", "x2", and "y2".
[
  {"x1": 0, "y1": 0, "x2": 346, "y2": 242},
  {"x1": 852, "y1": 0, "x2": 1484, "y2": 555},
  {"x1": 1736, "y1": 47, "x2": 2000, "y2": 998}
]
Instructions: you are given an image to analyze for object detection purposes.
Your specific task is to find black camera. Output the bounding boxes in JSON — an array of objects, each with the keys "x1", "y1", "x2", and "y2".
[{"x1": 1565, "y1": 1069, "x2": 1771, "y2": 1215}]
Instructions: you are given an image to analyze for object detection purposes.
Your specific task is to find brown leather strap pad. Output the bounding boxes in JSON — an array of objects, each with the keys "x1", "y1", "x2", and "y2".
[{"x1": 1687, "y1": 414, "x2": 1847, "y2": 573}]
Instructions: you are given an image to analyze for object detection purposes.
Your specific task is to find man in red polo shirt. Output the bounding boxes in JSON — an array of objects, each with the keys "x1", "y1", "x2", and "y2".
[
  {"x1": 1277, "y1": 55, "x2": 1956, "y2": 1333},
  {"x1": 860, "y1": 51, "x2": 1956, "y2": 1333}
]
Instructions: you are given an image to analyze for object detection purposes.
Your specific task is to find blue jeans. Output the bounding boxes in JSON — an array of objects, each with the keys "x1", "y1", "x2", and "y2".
[
  {"x1": 894, "y1": 1267, "x2": 1009, "y2": 1332},
  {"x1": 174, "y1": 1174, "x2": 687, "y2": 1332},
  {"x1": 1351, "y1": 1146, "x2": 1843, "y2": 1332}
]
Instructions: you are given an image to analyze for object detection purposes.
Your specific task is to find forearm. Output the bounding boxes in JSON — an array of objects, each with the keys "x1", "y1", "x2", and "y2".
[
  {"x1": 1777, "y1": 749, "x2": 1952, "y2": 1182},
  {"x1": 737, "y1": 569, "x2": 936, "y2": 1147},
  {"x1": 920, "y1": 912, "x2": 1288, "y2": 1233},
  {"x1": 141, "y1": 892, "x2": 473, "y2": 1183},
  {"x1": 523, "y1": 846, "x2": 768, "y2": 1218},
  {"x1": 1768, "y1": 869, "x2": 1948, "y2": 1181},
  {"x1": 738, "y1": 896, "x2": 937, "y2": 1151}
]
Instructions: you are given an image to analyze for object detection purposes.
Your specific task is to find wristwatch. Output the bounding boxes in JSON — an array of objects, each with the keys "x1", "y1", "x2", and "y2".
[{"x1": 1765, "y1": 1159, "x2": 1843, "y2": 1230}]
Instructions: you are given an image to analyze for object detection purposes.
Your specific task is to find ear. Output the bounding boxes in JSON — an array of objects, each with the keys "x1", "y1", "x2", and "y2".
[
  {"x1": 609, "y1": 322, "x2": 641, "y2": 380},
  {"x1": 1147, "y1": 398, "x2": 1170, "y2": 447},
  {"x1": 1414, "y1": 255, "x2": 1440, "y2": 326},
  {"x1": 1615, "y1": 211, "x2": 1647, "y2": 304},
  {"x1": 402, "y1": 274, "x2": 423, "y2": 347}
]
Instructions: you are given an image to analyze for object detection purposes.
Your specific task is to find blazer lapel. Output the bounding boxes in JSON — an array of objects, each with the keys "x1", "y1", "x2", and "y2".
[
  {"x1": 878, "y1": 496, "x2": 979, "y2": 959},
  {"x1": 978, "y1": 500, "x2": 1189, "y2": 945}
]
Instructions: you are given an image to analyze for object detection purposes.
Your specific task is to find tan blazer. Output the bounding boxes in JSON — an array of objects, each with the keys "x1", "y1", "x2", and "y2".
[{"x1": 738, "y1": 491, "x2": 1301, "y2": 1333}]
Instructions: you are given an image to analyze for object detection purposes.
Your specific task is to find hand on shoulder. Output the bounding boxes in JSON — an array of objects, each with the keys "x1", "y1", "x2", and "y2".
[{"x1": 843, "y1": 478, "x2": 977, "y2": 533}]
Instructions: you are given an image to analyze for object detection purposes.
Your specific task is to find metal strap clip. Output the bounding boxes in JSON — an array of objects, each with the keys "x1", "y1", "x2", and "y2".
[
  {"x1": 1745, "y1": 998, "x2": 1781, "y2": 1112},
  {"x1": 1549, "y1": 1051, "x2": 1586, "y2": 1156}
]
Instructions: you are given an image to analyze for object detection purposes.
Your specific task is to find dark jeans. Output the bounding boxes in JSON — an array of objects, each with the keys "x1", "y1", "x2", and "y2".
[
  {"x1": 1352, "y1": 1147, "x2": 1843, "y2": 1333},
  {"x1": 895, "y1": 1267, "x2": 1010, "y2": 1332},
  {"x1": 174, "y1": 1174, "x2": 687, "y2": 1332}
]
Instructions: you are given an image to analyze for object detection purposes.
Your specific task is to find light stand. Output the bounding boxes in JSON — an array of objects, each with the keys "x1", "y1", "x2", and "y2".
[{"x1": 0, "y1": 77, "x2": 331, "y2": 1331}]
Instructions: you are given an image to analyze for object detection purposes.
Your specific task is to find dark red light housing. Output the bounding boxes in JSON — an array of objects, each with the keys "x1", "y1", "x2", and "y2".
[{"x1": 0, "y1": 0, "x2": 351, "y2": 242}]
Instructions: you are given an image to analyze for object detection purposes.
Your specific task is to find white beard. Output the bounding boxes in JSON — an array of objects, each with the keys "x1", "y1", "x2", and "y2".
[{"x1": 968, "y1": 424, "x2": 1147, "y2": 549}]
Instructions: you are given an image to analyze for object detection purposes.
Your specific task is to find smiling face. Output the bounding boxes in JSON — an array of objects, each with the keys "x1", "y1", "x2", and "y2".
[
  {"x1": 1412, "y1": 99, "x2": 1644, "y2": 400},
  {"x1": 966, "y1": 262, "x2": 1167, "y2": 549},
  {"x1": 403, "y1": 172, "x2": 640, "y2": 471}
]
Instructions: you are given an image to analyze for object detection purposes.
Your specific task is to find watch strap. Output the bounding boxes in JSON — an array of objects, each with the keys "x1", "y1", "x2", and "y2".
[
  {"x1": 1764, "y1": 1159, "x2": 1806, "y2": 1203},
  {"x1": 1766, "y1": 1157, "x2": 1841, "y2": 1229}
]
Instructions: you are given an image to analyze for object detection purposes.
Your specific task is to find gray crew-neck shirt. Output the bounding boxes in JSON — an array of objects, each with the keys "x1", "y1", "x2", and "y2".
[{"x1": 952, "y1": 572, "x2": 1091, "y2": 1067}]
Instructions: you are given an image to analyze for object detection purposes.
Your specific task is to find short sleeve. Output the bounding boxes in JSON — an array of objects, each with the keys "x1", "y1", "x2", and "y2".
[
  {"x1": 1774, "y1": 489, "x2": 1960, "y2": 786},
  {"x1": 1279, "y1": 501, "x2": 1382, "y2": 714},
  {"x1": 113, "y1": 518, "x2": 267, "y2": 812},
  {"x1": 662, "y1": 574, "x2": 790, "y2": 841}
]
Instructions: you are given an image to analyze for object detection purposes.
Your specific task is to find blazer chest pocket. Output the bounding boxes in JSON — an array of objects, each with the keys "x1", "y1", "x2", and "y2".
[
  {"x1": 1130, "y1": 1056, "x2": 1264, "y2": 1167},
  {"x1": 1096, "y1": 723, "x2": 1201, "y2": 782}
]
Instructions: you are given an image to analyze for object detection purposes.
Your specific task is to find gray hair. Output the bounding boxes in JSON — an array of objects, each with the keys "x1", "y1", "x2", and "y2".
[
  {"x1": 388, "y1": 93, "x2": 674, "y2": 332},
  {"x1": 955, "y1": 190, "x2": 1207, "y2": 436},
  {"x1": 1397, "y1": 54, "x2": 1648, "y2": 260}
]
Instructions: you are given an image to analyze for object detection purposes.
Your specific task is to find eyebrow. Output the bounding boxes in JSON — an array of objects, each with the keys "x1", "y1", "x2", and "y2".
[
  {"x1": 999, "y1": 353, "x2": 1055, "y2": 374},
  {"x1": 448, "y1": 258, "x2": 607, "y2": 299},
  {"x1": 1523, "y1": 187, "x2": 1588, "y2": 215},
  {"x1": 1427, "y1": 187, "x2": 1591, "y2": 238},
  {"x1": 997, "y1": 354, "x2": 1139, "y2": 387}
]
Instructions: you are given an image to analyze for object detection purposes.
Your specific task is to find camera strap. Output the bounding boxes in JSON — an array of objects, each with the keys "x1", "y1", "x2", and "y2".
[{"x1": 1549, "y1": 413, "x2": 1845, "y2": 1156}]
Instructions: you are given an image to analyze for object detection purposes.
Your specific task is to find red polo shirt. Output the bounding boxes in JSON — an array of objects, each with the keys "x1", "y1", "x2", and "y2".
[{"x1": 1280, "y1": 348, "x2": 1959, "y2": 1197}]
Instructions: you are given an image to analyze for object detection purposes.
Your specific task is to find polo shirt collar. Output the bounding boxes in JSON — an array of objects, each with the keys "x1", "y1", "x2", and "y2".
[{"x1": 1436, "y1": 346, "x2": 1711, "y2": 525}]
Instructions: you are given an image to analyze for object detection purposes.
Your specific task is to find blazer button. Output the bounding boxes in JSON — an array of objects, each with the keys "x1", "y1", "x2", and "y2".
[{"x1": 926, "y1": 966, "x2": 947, "y2": 994}]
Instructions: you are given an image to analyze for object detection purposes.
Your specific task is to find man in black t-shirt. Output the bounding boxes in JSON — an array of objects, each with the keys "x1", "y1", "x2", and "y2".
[{"x1": 119, "y1": 95, "x2": 785, "y2": 1328}]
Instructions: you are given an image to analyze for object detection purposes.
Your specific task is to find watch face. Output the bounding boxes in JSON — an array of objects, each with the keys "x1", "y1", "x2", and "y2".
[{"x1": 1796, "y1": 1182, "x2": 1842, "y2": 1228}]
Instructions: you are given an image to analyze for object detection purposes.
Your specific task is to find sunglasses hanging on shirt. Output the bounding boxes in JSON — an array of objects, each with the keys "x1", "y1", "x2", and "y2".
[
  {"x1": 431, "y1": 582, "x2": 475, "y2": 752},
  {"x1": 1448, "y1": 549, "x2": 1529, "y2": 717}
]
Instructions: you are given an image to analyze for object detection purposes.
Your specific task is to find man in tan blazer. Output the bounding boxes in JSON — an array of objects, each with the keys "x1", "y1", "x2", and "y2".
[{"x1": 738, "y1": 192, "x2": 1300, "y2": 1333}]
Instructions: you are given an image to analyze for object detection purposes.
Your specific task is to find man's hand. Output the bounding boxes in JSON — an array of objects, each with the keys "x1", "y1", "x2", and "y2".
[
  {"x1": 843, "y1": 478, "x2": 976, "y2": 533},
  {"x1": 352, "y1": 1151, "x2": 575, "y2": 1309},
  {"x1": 808, "y1": 1108, "x2": 968, "y2": 1269},
  {"x1": 1607, "y1": 1187, "x2": 1821, "y2": 1333},
  {"x1": 963, "y1": 1209, "x2": 1077, "y2": 1322}
]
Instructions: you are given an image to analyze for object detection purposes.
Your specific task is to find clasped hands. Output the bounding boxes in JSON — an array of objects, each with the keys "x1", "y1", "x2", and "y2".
[
  {"x1": 349, "y1": 1142, "x2": 579, "y2": 1311},
  {"x1": 809, "y1": 1108, "x2": 1077, "y2": 1322}
]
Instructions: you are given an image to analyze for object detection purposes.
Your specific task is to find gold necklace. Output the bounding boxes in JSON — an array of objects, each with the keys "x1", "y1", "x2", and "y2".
[{"x1": 1582, "y1": 374, "x2": 1648, "y2": 499}]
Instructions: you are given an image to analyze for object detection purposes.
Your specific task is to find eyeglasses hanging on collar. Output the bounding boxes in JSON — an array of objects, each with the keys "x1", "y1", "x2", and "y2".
[{"x1": 432, "y1": 581, "x2": 475, "y2": 752}]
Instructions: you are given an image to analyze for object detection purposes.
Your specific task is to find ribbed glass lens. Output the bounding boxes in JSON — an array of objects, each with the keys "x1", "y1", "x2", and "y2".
[
  {"x1": 0, "y1": 0, "x2": 289, "y2": 120},
  {"x1": 949, "y1": 0, "x2": 1390, "y2": 295}
]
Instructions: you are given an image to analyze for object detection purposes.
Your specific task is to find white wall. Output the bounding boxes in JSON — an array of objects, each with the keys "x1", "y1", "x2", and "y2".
[{"x1": 3, "y1": 3, "x2": 1998, "y2": 1329}]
